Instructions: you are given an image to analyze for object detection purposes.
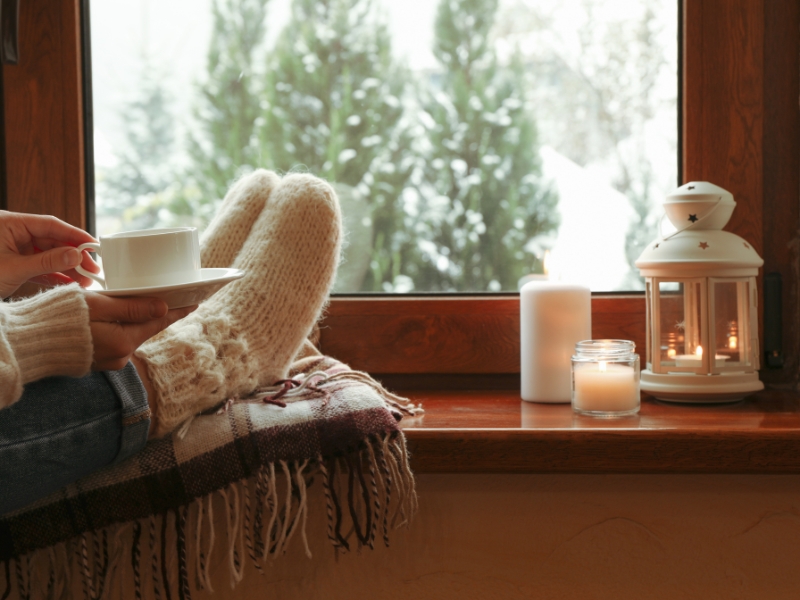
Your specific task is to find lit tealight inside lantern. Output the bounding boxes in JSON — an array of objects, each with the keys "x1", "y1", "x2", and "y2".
[{"x1": 674, "y1": 345, "x2": 703, "y2": 367}]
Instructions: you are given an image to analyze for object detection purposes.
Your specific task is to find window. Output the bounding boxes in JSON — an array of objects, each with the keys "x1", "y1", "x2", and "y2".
[
  {"x1": 1, "y1": 0, "x2": 797, "y2": 384},
  {"x1": 89, "y1": 0, "x2": 677, "y2": 293}
]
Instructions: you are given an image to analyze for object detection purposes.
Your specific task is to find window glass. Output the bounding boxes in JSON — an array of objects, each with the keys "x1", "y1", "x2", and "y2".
[{"x1": 90, "y1": 0, "x2": 677, "y2": 292}]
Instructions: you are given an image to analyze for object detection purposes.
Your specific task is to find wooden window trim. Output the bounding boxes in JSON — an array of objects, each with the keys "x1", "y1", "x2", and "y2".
[{"x1": 2, "y1": 0, "x2": 797, "y2": 386}]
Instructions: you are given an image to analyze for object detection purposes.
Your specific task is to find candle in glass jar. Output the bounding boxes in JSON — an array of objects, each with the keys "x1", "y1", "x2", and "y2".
[
  {"x1": 572, "y1": 362, "x2": 639, "y2": 412},
  {"x1": 571, "y1": 340, "x2": 640, "y2": 416}
]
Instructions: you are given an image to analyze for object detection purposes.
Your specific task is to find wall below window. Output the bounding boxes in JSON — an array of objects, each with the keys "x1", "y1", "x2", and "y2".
[{"x1": 200, "y1": 473, "x2": 800, "y2": 599}]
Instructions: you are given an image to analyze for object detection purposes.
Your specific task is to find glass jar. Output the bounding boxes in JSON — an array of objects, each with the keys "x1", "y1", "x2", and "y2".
[{"x1": 571, "y1": 340, "x2": 640, "y2": 417}]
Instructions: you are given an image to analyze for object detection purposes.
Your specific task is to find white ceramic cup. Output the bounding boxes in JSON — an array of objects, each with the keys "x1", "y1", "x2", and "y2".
[{"x1": 75, "y1": 227, "x2": 201, "y2": 290}]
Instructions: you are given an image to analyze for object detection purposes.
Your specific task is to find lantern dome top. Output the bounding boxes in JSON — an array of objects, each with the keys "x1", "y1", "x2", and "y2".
[
  {"x1": 664, "y1": 181, "x2": 736, "y2": 230},
  {"x1": 635, "y1": 182, "x2": 763, "y2": 276}
]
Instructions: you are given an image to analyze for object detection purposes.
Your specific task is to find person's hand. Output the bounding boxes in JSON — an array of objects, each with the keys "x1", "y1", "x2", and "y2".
[
  {"x1": 0, "y1": 210, "x2": 99, "y2": 298},
  {"x1": 85, "y1": 292, "x2": 196, "y2": 371}
]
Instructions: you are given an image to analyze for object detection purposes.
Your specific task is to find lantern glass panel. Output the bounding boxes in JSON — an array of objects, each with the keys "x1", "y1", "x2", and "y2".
[
  {"x1": 712, "y1": 279, "x2": 750, "y2": 369},
  {"x1": 658, "y1": 280, "x2": 703, "y2": 371}
]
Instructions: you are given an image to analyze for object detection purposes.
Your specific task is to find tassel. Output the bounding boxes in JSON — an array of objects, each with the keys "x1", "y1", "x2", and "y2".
[
  {"x1": 176, "y1": 506, "x2": 191, "y2": 600},
  {"x1": 220, "y1": 487, "x2": 242, "y2": 589},
  {"x1": 295, "y1": 461, "x2": 313, "y2": 559},
  {"x1": 263, "y1": 463, "x2": 280, "y2": 559},
  {"x1": 194, "y1": 496, "x2": 206, "y2": 592},
  {"x1": 327, "y1": 458, "x2": 349, "y2": 551},
  {"x1": 242, "y1": 478, "x2": 265, "y2": 575},
  {"x1": 397, "y1": 435, "x2": 419, "y2": 520},
  {"x1": 346, "y1": 455, "x2": 370, "y2": 547},
  {"x1": 282, "y1": 460, "x2": 310, "y2": 558},
  {"x1": 160, "y1": 512, "x2": 173, "y2": 600},
  {"x1": 364, "y1": 444, "x2": 381, "y2": 549},
  {"x1": 79, "y1": 533, "x2": 94, "y2": 600},
  {"x1": 131, "y1": 521, "x2": 143, "y2": 600},
  {"x1": 42, "y1": 549, "x2": 55, "y2": 600},
  {"x1": 150, "y1": 515, "x2": 162, "y2": 600},
  {"x1": 1, "y1": 560, "x2": 9, "y2": 600},
  {"x1": 96, "y1": 529, "x2": 110, "y2": 599},
  {"x1": 316, "y1": 454, "x2": 339, "y2": 548},
  {"x1": 56, "y1": 543, "x2": 72, "y2": 600},
  {"x1": 272, "y1": 462, "x2": 293, "y2": 556},
  {"x1": 252, "y1": 469, "x2": 268, "y2": 562},
  {"x1": 204, "y1": 494, "x2": 215, "y2": 594},
  {"x1": 384, "y1": 436, "x2": 408, "y2": 528},
  {"x1": 368, "y1": 439, "x2": 392, "y2": 547}
]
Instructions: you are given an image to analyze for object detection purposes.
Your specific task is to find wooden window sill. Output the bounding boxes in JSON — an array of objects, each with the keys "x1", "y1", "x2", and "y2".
[{"x1": 400, "y1": 388, "x2": 800, "y2": 474}]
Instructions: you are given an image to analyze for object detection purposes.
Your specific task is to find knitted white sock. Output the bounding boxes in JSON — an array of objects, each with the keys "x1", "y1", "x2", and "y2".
[
  {"x1": 200, "y1": 169, "x2": 281, "y2": 268},
  {"x1": 135, "y1": 173, "x2": 342, "y2": 438}
]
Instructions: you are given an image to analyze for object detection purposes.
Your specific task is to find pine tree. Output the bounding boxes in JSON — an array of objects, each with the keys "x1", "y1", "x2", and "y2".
[
  {"x1": 260, "y1": 0, "x2": 416, "y2": 291},
  {"x1": 414, "y1": 0, "x2": 559, "y2": 291},
  {"x1": 187, "y1": 0, "x2": 269, "y2": 205}
]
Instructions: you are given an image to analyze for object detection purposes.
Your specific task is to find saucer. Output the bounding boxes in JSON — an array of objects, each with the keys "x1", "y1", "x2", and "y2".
[{"x1": 89, "y1": 268, "x2": 245, "y2": 309}]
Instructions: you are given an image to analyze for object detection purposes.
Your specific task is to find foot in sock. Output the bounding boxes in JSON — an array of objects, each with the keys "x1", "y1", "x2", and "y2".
[
  {"x1": 200, "y1": 169, "x2": 281, "y2": 269},
  {"x1": 134, "y1": 173, "x2": 342, "y2": 438}
]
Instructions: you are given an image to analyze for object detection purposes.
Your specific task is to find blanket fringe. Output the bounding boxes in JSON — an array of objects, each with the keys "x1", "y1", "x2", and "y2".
[
  {"x1": 250, "y1": 368, "x2": 425, "y2": 419},
  {"x1": 0, "y1": 432, "x2": 415, "y2": 599}
]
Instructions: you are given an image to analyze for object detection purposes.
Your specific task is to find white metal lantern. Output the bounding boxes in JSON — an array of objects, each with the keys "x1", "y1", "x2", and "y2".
[{"x1": 635, "y1": 182, "x2": 763, "y2": 402}]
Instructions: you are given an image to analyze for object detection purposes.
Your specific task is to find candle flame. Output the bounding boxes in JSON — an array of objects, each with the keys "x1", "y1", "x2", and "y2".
[
  {"x1": 695, "y1": 345, "x2": 703, "y2": 358},
  {"x1": 729, "y1": 336, "x2": 738, "y2": 350},
  {"x1": 667, "y1": 348, "x2": 677, "y2": 359},
  {"x1": 599, "y1": 361, "x2": 607, "y2": 372}
]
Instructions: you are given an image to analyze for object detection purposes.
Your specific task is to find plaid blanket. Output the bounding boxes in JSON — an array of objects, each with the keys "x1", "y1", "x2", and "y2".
[{"x1": 0, "y1": 355, "x2": 420, "y2": 600}]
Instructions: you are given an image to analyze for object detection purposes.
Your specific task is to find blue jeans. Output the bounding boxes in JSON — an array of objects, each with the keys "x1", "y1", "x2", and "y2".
[{"x1": 0, "y1": 363, "x2": 150, "y2": 515}]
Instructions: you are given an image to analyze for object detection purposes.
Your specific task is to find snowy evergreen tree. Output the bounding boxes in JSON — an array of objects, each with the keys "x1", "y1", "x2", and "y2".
[
  {"x1": 414, "y1": 0, "x2": 559, "y2": 291},
  {"x1": 260, "y1": 0, "x2": 417, "y2": 291},
  {"x1": 100, "y1": 57, "x2": 179, "y2": 231},
  {"x1": 187, "y1": 0, "x2": 269, "y2": 205}
]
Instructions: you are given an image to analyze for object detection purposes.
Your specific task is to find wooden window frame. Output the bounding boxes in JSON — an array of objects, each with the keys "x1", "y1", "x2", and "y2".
[{"x1": 2, "y1": 0, "x2": 797, "y2": 387}]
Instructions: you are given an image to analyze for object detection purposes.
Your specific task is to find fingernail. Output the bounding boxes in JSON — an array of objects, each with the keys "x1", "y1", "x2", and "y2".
[
  {"x1": 63, "y1": 248, "x2": 81, "y2": 267},
  {"x1": 149, "y1": 301, "x2": 167, "y2": 318}
]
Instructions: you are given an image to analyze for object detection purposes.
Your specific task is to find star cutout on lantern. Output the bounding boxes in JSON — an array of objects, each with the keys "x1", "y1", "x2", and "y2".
[
  {"x1": 653, "y1": 243, "x2": 660, "y2": 249},
  {"x1": 688, "y1": 214, "x2": 699, "y2": 223},
  {"x1": 743, "y1": 242, "x2": 750, "y2": 249},
  {"x1": 699, "y1": 242, "x2": 709, "y2": 249}
]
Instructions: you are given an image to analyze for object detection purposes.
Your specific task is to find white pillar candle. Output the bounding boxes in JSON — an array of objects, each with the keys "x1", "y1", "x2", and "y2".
[
  {"x1": 520, "y1": 282, "x2": 591, "y2": 403},
  {"x1": 572, "y1": 362, "x2": 639, "y2": 412}
]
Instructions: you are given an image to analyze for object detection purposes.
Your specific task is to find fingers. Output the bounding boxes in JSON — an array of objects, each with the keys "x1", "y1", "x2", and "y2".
[
  {"x1": 87, "y1": 293, "x2": 197, "y2": 371},
  {"x1": 38, "y1": 246, "x2": 83, "y2": 274},
  {"x1": 18, "y1": 251, "x2": 100, "y2": 289},
  {"x1": 0, "y1": 247, "x2": 89, "y2": 296},
  {"x1": 121, "y1": 305, "x2": 197, "y2": 348},
  {"x1": 7, "y1": 212, "x2": 96, "y2": 248},
  {"x1": 85, "y1": 292, "x2": 170, "y2": 323}
]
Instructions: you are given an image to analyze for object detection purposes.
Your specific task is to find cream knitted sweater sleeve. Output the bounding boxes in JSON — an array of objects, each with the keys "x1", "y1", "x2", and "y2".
[{"x1": 0, "y1": 284, "x2": 93, "y2": 409}]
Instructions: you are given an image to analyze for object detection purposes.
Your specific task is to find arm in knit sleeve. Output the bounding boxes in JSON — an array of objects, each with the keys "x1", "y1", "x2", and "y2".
[{"x1": 0, "y1": 284, "x2": 93, "y2": 408}]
